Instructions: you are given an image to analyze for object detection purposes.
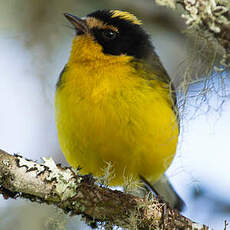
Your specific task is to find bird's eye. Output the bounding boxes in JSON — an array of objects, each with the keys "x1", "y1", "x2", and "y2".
[{"x1": 102, "y1": 30, "x2": 117, "y2": 40}]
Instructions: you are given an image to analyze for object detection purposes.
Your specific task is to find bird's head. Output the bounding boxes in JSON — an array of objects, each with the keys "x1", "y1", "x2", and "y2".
[{"x1": 65, "y1": 10, "x2": 153, "y2": 63}]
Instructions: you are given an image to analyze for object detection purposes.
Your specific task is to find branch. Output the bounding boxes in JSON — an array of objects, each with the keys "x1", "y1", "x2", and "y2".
[
  {"x1": 0, "y1": 149, "x2": 210, "y2": 229},
  {"x1": 155, "y1": 0, "x2": 230, "y2": 66}
]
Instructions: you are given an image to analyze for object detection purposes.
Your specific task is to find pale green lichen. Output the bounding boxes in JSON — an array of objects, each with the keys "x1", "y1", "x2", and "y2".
[
  {"x1": 126, "y1": 193, "x2": 163, "y2": 229},
  {"x1": 97, "y1": 161, "x2": 115, "y2": 186},
  {"x1": 180, "y1": 0, "x2": 230, "y2": 67},
  {"x1": 42, "y1": 157, "x2": 80, "y2": 200},
  {"x1": 2, "y1": 159, "x2": 10, "y2": 167},
  {"x1": 42, "y1": 157, "x2": 60, "y2": 181},
  {"x1": 18, "y1": 156, "x2": 46, "y2": 173},
  {"x1": 123, "y1": 174, "x2": 142, "y2": 194},
  {"x1": 17, "y1": 156, "x2": 81, "y2": 201},
  {"x1": 182, "y1": 0, "x2": 230, "y2": 33}
]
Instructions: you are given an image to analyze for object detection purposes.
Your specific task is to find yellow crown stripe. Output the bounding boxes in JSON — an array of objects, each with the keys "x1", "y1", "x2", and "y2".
[{"x1": 110, "y1": 10, "x2": 142, "y2": 25}]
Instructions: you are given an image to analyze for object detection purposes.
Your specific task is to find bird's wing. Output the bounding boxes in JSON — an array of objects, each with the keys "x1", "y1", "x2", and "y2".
[{"x1": 131, "y1": 52, "x2": 179, "y2": 126}]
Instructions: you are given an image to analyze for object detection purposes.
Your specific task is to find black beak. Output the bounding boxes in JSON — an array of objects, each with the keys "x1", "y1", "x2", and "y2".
[{"x1": 64, "y1": 13, "x2": 89, "y2": 34}]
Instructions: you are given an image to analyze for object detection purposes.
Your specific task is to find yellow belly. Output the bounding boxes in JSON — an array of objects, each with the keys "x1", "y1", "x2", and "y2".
[{"x1": 55, "y1": 62, "x2": 179, "y2": 186}]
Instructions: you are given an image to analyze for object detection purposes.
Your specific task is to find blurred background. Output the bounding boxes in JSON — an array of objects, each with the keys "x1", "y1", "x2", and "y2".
[{"x1": 0, "y1": 0, "x2": 230, "y2": 229}]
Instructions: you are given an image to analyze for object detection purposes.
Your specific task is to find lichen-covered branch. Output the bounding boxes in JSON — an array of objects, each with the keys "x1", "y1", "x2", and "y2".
[
  {"x1": 0, "y1": 149, "x2": 210, "y2": 229},
  {"x1": 155, "y1": 0, "x2": 230, "y2": 66}
]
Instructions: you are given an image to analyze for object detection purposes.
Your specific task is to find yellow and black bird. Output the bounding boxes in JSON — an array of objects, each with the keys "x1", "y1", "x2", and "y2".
[{"x1": 55, "y1": 10, "x2": 184, "y2": 210}]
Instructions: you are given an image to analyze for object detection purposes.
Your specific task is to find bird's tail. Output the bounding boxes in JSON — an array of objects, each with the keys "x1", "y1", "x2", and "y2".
[{"x1": 140, "y1": 174, "x2": 185, "y2": 211}]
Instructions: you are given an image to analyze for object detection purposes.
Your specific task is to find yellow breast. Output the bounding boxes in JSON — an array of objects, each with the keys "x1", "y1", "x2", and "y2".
[{"x1": 55, "y1": 36, "x2": 179, "y2": 186}]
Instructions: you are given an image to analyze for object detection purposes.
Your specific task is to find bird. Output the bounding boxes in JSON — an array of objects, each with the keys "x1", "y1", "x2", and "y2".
[{"x1": 55, "y1": 9, "x2": 184, "y2": 210}]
